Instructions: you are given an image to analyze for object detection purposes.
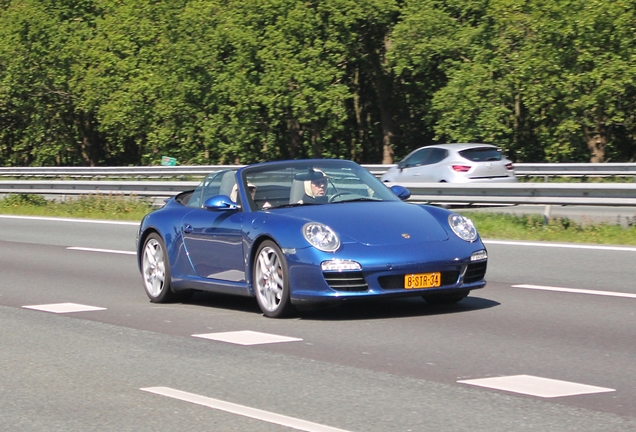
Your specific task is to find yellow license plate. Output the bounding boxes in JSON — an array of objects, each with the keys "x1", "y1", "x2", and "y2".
[{"x1": 404, "y1": 272, "x2": 441, "y2": 289}]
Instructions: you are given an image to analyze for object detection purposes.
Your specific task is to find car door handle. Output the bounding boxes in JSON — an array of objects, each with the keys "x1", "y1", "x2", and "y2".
[{"x1": 183, "y1": 224, "x2": 193, "y2": 233}]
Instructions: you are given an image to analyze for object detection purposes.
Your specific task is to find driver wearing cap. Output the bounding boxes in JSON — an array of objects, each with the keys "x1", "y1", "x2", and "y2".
[{"x1": 298, "y1": 169, "x2": 329, "y2": 204}]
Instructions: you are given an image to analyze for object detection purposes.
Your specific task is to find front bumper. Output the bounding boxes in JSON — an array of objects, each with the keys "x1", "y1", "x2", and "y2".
[{"x1": 285, "y1": 241, "x2": 487, "y2": 304}]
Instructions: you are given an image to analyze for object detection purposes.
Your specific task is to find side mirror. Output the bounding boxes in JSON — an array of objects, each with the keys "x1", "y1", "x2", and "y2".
[
  {"x1": 390, "y1": 185, "x2": 411, "y2": 201},
  {"x1": 203, "y1": 195, "x2": 239, "y2": 211}
]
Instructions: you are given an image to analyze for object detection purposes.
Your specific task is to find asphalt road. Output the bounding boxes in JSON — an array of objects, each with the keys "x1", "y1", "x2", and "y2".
[{"x1": 0, "y1": 214, "x2": 635, "y2": 431}]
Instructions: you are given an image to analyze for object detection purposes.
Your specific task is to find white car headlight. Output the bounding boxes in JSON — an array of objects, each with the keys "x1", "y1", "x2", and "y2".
[
  {"x1": 303, "y1": 222, "x2": 340, "y2": 252},
  {"x1": 448, "y1": 214, "x2": 478, "y2": 242}
]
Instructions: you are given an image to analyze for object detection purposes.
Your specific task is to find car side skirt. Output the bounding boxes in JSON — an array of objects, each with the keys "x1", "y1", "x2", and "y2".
[{"x1": 172, "y1": 276, "x2": 252, "y2": 297}]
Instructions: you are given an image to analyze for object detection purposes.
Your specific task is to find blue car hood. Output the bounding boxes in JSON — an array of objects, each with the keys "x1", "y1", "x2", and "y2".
[{"x1": 273, "y1": 201, "x2": 449, "y2": 246}]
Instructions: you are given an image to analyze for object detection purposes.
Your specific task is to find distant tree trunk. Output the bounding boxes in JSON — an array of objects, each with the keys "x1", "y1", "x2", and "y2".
[
  {"x1": 381, "y1": 120, "x2": 395, "y2": 164},
  {"x1": 352, "y1": 68, "x2": 367, "y2": 161},
  {"x1": 287, "y1": 117, "x2": 302, "y2": 159},
  {"x1": 372, "y1": 35, "x2": 396, "y2": 164},
  {"x1": 584, "y1": 122, "x2": 607, "y2": 163},
  {"x1": 310, "y1": 122, "x2": 322, "y2": 158},
  {"x1": 76, "y1": 112, "x2": 102, "y2": 166},
  {"x1": 587, "y1": 133, "x2": 606, "y2": 163},
  {"x1": 513, "y1": 92, "x2": 522, "y2": 143}
]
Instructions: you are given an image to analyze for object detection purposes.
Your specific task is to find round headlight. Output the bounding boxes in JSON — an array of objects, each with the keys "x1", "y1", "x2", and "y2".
[
  {"x1": 448, "y1": 214, "x2": 478, "y2": 242},
  {"x1": 303, "y1": 222, "x2": 340, "y2": 252}
]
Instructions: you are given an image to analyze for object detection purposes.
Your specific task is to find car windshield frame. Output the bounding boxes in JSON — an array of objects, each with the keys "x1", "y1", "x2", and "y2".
[{"x1": 239, "y1": 159, "x2": 400, "y2": 211}]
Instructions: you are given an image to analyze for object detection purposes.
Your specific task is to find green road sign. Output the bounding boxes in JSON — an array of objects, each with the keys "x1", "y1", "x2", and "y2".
[{"x1": 161, "y1": 156, "x2": 177, "y2": 166}]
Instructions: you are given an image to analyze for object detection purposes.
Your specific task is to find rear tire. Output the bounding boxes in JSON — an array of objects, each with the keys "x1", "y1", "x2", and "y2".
[
  {"x1": 141, "y1": 233, "x2": 179, "y2": 303},
  {"x1": 253, "y1": 240, "x2": 294, "y2": 318}
]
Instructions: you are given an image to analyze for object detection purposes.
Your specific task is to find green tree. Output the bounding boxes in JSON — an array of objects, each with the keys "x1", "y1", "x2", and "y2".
[
  {"x1": 72, "y1": 0, "x2": 200, "y2": 165},
  {"x1": 3, "y1": 0, "x2": 636, "y2": 166},
  {"x1": 397, "y1": 0, "x2": 636, "y2": 162},
  {"x1": 0, "y1": 0, "x2": 91, "y2": 165},
  {"x1": 191, "y1": 0, "x2": 399, "y2": 164},
  {"x1": 389, "y1": 0, "x2": 487, "y2": 160}
]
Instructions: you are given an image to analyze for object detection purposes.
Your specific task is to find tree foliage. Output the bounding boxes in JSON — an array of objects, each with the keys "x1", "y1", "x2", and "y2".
[
  {"x1": 0, "y1": 0, "x2": 635, "y2": 166},
  {"x1": 392, "y1": 0, "x2": 636, "y2": 162}
]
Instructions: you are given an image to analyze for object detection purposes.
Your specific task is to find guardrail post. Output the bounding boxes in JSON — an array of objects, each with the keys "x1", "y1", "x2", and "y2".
[
  {"x1": 543, "y1": 176, "x2": 551, "y2": 224},
  {"x1": 543, "y1": 205, "x2": 552, "y2": 224}
]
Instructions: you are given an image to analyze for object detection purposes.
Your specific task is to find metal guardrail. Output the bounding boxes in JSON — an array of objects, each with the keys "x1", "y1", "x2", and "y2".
[
  {"x1": 2, "y1": 163, "x2": 636, "y2": 206},
  {"x1": 512, "y1": 163, "x2": 636, "y2": 177},
  {"x1": 2, "y1": 179, "x2": 636, "y2": 206},
  {"x1": 385, "y1": 182, "x2": 636, "y2": 206},
  {"x1": 0, "y1": 180, "x2": 199, "y2": 198},
  {"x1": 0, "y1": 165, "x2": 238, "y2": 179},
  {"x1": 2, "y1": 163, "x2": 636, "y2": 179}
]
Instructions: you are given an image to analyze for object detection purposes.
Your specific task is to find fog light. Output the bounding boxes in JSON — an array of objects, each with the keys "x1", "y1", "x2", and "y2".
[
  {"x1": 321, "y1": 260, "x2": 362, "y2": 271},
  {"x1": 471, "y1": 250, "x2": 488, "y2": 261}
]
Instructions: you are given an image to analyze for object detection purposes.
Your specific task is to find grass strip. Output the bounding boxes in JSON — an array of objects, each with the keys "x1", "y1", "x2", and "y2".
[
  {"x1": 0, "y1": 193, "x2": 153, "y2": 221},
  {"x1": 465, "y1": 212, "x2": 636, "y2": 245}
]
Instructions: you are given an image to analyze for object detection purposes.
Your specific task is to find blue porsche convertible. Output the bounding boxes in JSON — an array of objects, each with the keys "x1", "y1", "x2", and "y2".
[{"x1": 137, "y1": 159, "x2": 488, "y2": 318}]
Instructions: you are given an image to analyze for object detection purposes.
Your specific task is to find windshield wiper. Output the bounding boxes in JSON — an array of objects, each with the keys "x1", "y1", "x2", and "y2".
[
  {"x1": 269, "y1": 202, "x2": 319, "y2": 209},
  {"x1": 331, "y1": 198, "x2": 382, "y2": 204}
]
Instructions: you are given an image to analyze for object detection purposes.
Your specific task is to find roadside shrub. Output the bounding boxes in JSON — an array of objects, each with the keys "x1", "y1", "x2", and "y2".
[{"x1": 0, "y1": 193, "x2": 48, "y2": 207}]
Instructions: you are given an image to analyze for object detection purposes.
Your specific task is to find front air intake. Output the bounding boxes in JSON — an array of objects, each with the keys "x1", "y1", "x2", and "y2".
[
  {"x1": 323, "y1": 271, "x2": 369, "y2": 292},
  {"x1": 464, "y1": 262, "x2": 487, "y2": 283}
]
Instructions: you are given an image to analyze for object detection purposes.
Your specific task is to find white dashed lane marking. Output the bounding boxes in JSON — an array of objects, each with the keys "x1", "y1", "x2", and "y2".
[
  {"x1": 67, "y1": 247, "x2": 136, "y2": 255},
  {"x1": 141, "y1": 387, "x2": 352, "y2": 432},
  {"x1": 23, "y1": 303, "x2": 107, "y2": 314},
  {"x1": 0, "y1": 214, "x2": 139, "y2": 226},
  {"x1": 458, "y1": 375, "x2": 615, "y2": 398},
  {"x1": 513, "y1": 284, "x2": 636, "y2": 299},
  {"x1": 484, "y1": 239, "x2": 636, "y2": 252},
  {"x1": 192, "y1": 330, "x2": 303, "y2": 345}
]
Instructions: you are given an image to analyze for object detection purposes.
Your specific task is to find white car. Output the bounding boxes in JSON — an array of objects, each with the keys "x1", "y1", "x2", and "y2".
[{"x1": 381, "y1": 143, "x2": 517, "y2": 184}]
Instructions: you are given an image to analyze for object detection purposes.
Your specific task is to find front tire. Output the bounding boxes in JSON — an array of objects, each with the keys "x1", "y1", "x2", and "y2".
[
  {"x1": 141, "y1": 233, "x2": 178, "y2": 303},
  {"x1": 253, "y1": 240, "x2": 293, "y2": 318}
]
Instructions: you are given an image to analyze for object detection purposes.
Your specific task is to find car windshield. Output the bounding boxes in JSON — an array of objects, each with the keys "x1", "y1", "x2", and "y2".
[
  {"x1": 240, "y1": 160, "x2": 400, "y2": 211},
  {"x1": 459, "y1": 147, "x2": 503, "y2": 162}
]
